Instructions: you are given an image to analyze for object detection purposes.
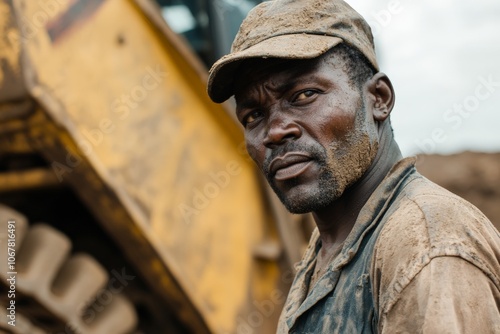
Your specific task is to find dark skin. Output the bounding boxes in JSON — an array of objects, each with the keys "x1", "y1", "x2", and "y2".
[{"x1": 234, "y1": 51, "x2": 402, "y2": 264}]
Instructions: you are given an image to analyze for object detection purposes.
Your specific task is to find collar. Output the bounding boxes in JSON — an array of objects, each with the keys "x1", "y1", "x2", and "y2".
[{"x1": 283, "y1": 157, "x2": 417, "y2": 331}]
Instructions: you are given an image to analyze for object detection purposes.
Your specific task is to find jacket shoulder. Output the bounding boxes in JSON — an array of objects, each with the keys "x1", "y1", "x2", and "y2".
[{"x1": 372, "y1": 172, "x2": 500, "y2": 314}]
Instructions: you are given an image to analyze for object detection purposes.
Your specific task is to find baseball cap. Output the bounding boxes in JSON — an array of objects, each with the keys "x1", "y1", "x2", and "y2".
[{"x1": 207, "y1": 0, "x2": 379, "y2": 103}]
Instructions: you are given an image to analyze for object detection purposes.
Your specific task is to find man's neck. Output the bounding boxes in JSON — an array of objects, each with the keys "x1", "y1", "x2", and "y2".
[{"x1": 312, "y1": 123, "x2": 402, "y2": 249}]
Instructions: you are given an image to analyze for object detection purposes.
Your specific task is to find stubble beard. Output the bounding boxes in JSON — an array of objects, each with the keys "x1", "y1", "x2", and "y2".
[{"x1": 265, "y1": 108, "x2": 379, "y2": 214}]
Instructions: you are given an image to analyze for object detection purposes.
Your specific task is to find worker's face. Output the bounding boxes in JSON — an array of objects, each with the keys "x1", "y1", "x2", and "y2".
[{"x1": 234, "y1": 53, "x2": 379, "y2": 213}]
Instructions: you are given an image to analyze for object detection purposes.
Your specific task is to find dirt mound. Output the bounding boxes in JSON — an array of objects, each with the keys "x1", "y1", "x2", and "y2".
[{"x1": 415, "y1": 151, "x2": 500, "y2": 231}]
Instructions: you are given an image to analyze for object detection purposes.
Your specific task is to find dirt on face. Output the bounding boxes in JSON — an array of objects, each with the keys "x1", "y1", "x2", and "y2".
[
  {"x1": 266, "y1": 116, "x2": 377, "y2": 214},
  {"x1": 236, "y1": 51, "x2": 379, "y2": 215},
  {"x1": 321, "y1": 105, "x2": 379, "y2": 199},
  {"x1": 416, "y1": 151, "x2": 500, "y2": 231}
]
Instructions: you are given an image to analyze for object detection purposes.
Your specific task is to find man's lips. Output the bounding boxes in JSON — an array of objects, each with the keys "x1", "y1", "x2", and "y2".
[{"x1": 269, "y1": 152, "x2": 313, "y2": 181}]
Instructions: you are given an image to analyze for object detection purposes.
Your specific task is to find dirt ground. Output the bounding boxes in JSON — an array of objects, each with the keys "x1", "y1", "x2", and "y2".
[{"x1": 416, "y1": 151, "x2": 500, "y2": 231}]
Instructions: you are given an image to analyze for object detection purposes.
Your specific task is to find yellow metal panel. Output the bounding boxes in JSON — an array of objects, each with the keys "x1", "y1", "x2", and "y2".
[{"x1": 14, "y1": 0, "x2": 286, "y2": 332}]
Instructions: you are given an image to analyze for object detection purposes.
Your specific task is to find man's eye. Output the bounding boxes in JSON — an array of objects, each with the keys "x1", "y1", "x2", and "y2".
[
  {"x1": 294, "y1": 90, "x2": 317, "y2": 102},
  {"x1": 244, "y1": 110, "x2": 263, "y2": 126}
]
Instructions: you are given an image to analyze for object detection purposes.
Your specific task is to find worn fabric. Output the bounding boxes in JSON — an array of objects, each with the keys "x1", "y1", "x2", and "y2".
[{"x1": 277, "y1": 157, "x2": 500, "y2": 333}]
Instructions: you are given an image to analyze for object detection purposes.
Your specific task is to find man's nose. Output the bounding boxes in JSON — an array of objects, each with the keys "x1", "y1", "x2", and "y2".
[{"x1": 263, "y1": 113, "x2": 302, "y2": 148}]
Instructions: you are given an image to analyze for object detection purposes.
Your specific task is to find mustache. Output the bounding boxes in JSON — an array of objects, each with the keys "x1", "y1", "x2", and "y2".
[{"x1": 262, "y1": 141, "x2": 326, "y2": 175}]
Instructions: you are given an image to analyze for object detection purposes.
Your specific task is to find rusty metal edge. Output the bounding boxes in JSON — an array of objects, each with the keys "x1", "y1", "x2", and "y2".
[
  {"x1": 27, "y1": 103, "x2": 213, "y2": 334},
  {"x1": 9, "y1": 0, "x2": 213, "y2": 332}
]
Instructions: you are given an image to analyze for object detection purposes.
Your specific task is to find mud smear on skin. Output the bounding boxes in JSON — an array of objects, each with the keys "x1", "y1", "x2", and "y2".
[
  {"x1": 266, "y1": 105, "x2": 379, "y2": 214},
  {"x1": 325, "y1": 126, "x2": 378, "y2": 198},
  {"x1": 322, "y1": 107, "x2": 379, "y2": 201}
]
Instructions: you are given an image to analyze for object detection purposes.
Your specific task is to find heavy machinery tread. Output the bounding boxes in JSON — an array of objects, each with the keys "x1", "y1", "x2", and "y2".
[{"x1": 0, "y1": 205, "x2": 138, "y2": 334}]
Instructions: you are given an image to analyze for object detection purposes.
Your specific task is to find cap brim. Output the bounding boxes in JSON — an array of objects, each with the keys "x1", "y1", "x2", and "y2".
[{"x1": 207, "y1": 34, "x2": 343, "y2": 103}]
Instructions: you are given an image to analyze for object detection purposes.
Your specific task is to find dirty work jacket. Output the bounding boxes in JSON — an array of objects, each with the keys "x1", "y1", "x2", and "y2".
[{"x1": 277, "y1": 157, "x2": 500, "y2": 333}]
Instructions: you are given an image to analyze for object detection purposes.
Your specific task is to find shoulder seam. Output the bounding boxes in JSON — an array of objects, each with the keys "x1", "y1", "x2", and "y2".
[
  {"x1": 381, "y1": 249, "x2": 500, "y2": 316},
  {"x1": 377, "y1": 193, "x2": 500, "y2": 316}
]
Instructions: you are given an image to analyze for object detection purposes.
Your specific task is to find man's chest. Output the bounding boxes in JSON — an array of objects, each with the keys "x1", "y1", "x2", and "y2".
[{"x1": 279, "y1": 242, "x2": 380, "y2": 334}]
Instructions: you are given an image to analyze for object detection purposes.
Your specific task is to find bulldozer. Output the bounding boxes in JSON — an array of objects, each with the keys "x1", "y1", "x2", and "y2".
[{"x1": 0, "y1": 0, "x2": 314, "y2": 333}]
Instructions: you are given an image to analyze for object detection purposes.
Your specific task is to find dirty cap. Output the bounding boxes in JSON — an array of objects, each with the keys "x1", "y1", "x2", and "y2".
[{"x1": 207, "y1": 0, "x2": 379, "y2": 103}]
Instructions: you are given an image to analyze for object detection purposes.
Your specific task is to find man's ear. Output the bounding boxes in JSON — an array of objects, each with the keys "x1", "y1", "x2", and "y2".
[{"x1": 366, "y1": 72, "x2": 395, "y2": 122}]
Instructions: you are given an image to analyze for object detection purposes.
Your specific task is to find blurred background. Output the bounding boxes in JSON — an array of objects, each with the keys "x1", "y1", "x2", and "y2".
[
  {"x1": 347, "y1": 0, "x2": 500, "y2": 156},
  {"x1": 0, "y1": 0, "x2": 498, "y2": 333}
]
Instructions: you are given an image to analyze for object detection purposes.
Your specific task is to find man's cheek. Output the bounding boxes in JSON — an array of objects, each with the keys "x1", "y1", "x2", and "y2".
[{"x1": 245, "y1": 142, "x2": 262, "y2": 166}]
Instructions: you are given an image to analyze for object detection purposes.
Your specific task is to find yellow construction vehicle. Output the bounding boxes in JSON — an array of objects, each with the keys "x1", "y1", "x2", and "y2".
[{"x1": 0, "y1": 0, "x2": 312, "y2": 333}]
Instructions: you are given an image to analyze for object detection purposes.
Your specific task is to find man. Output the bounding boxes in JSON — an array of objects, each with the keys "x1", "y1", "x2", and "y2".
[{"x1": 207, "y1": 0, "x2": 500, "y2": 332}]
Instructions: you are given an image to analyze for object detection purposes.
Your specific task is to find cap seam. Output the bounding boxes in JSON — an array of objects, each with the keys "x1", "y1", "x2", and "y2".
[{"x1": 236, "y1": 31, "x2": 346, "y2": 53}]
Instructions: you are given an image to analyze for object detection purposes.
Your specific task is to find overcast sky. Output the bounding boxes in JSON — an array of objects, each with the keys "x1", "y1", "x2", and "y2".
[{"x1": 348, "y1": 0, "x2": 500, "y2": 156}]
